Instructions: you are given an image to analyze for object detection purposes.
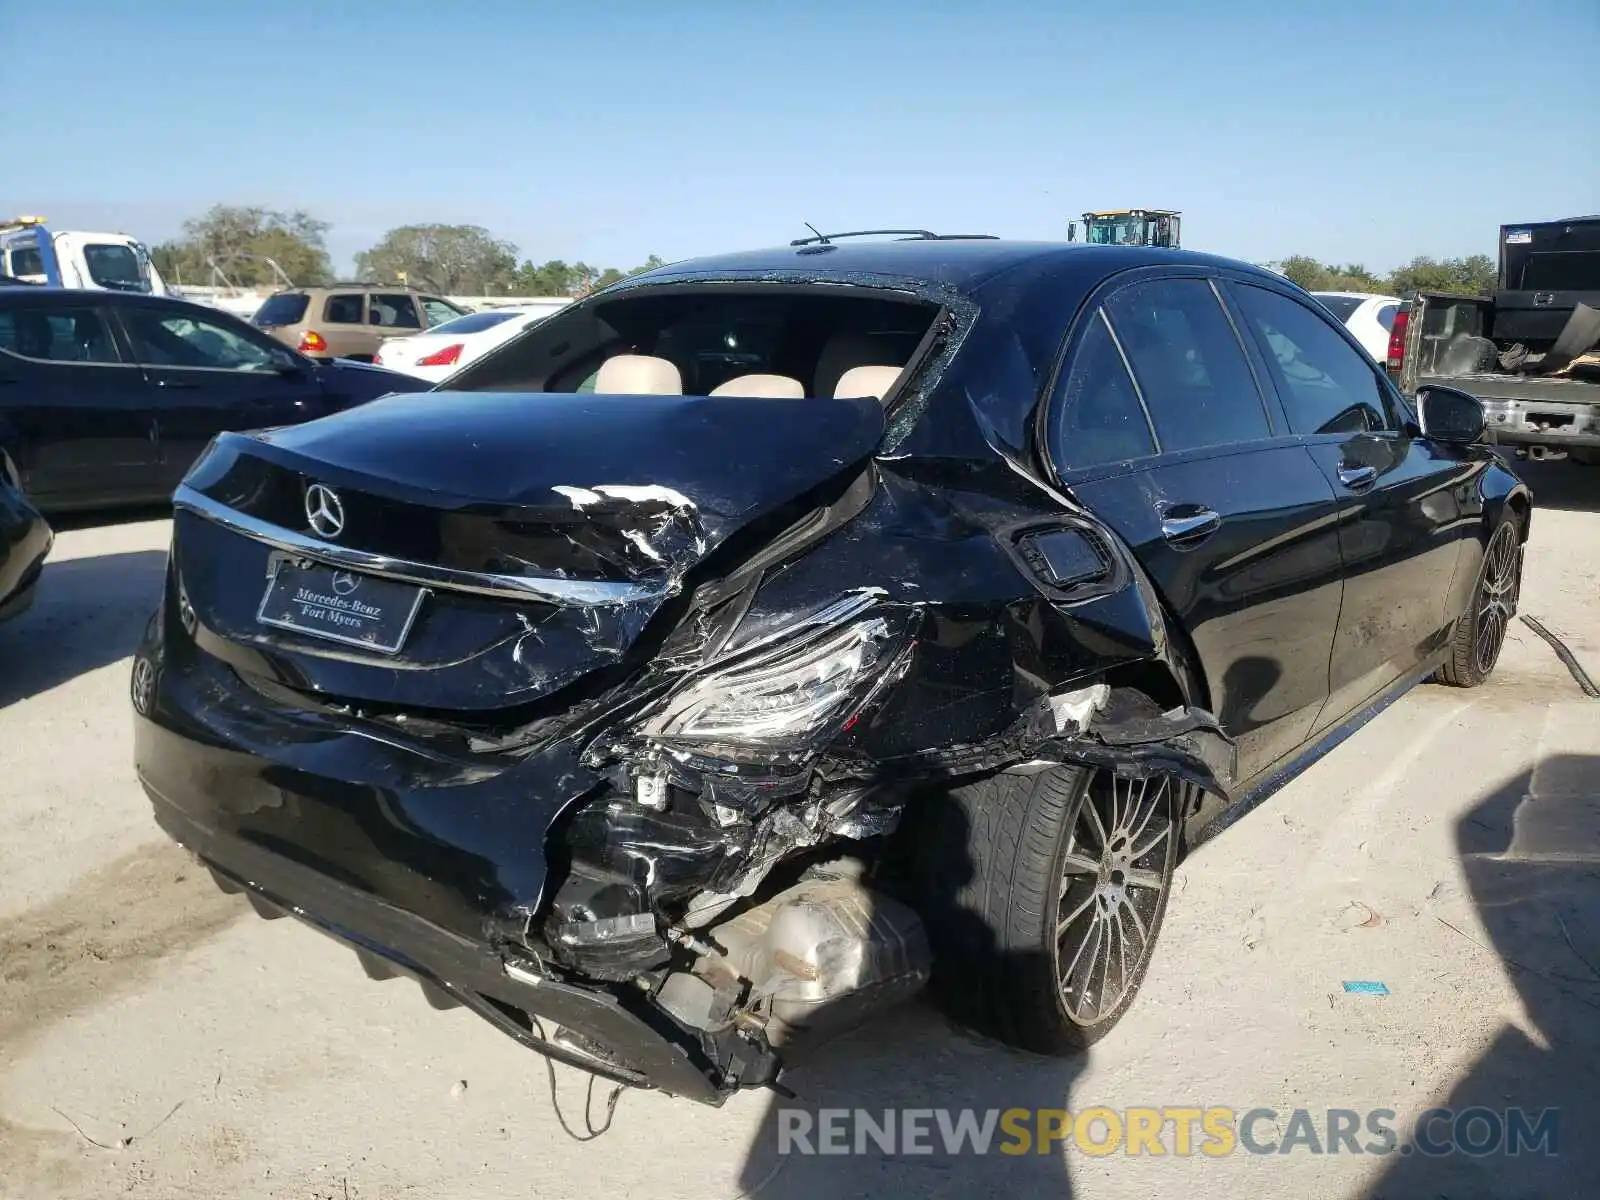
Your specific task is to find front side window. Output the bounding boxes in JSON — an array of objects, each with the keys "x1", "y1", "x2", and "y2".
[
  {"x1": 1048, "y1": 310, "x2": 1157, "y2": 471},
  {"x1": 369, "y1": 294, "x2": 421, "y2": 328},
  {"x1": 421, "y1": 297, "x2": 466, "y2": 326},
  {"x1": 0, "y1": 304, "x2": 121, "y2": 363},
  {"x1": 1232, "y1": 284, "x2": 1400, "y2": 435},
  {"x1": 1104, "y1": 278, "x2": 1271, "y2": 452},
  {"x1": 124, "y1": 308, "x2": 284, "y2": 371}
]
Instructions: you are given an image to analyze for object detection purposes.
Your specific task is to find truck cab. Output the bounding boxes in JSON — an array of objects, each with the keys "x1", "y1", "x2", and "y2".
[{"x1": 0, "y1": 216, "x2": 172, "y2": 295}]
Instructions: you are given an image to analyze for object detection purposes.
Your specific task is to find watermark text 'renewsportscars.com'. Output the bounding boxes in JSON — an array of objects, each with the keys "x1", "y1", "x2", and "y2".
[{"x1": 776, "y1": 1106, "x2": 1560, "y2": 1158}]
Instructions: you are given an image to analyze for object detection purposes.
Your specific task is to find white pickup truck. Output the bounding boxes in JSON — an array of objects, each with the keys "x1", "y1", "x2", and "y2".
[{"x1": 0, "y1": 216, "x2": 175, "y2": 295}]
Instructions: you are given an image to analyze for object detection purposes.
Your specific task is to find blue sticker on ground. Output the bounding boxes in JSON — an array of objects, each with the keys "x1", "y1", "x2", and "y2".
[{"x1": 1342, "y1": 980, "x2": 1391, "y2": 995}]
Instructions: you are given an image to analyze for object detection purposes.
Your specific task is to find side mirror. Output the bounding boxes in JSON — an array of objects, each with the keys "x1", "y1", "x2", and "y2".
[
  {"x1": 271, "y1": 349, "x2": 307, "y2": 377},
  {"x1": 1416, "y1": 384, "x2": 1485, "y2": 444}
]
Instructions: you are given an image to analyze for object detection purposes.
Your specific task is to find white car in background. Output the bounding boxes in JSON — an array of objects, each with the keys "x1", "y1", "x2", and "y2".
[
  {"x1": 1310, "y1": 292, "x2": 1404, "y2": 364},
  {"x1": 372, "y1": 304, "x2": 563, "y2": 382}
]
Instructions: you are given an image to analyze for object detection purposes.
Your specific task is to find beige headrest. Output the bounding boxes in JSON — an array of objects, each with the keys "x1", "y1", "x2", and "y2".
[
  {"x1": 708, "y1": 373, "x2": 806, "y2": 398},
  {"x1": 833, "y1": 364, "x2": 902, "y2": 400},
  {"x1": 594, "y1": 354, "x2": 682, "y2": 395}
]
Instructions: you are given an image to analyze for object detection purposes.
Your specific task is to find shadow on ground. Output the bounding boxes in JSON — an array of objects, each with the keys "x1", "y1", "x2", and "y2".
[
  {"x1": 736, "y1": 998, "x2": 1081, "y2": 1198},
  {"x1": 0, "y1": 549, "x2": 166, "y2": 708},
  {"x1": 42, "y1": 503, "x2": 174, "y2": 534},
  {"x1": 1494, "y1": 456, "x2": 1600, "y2": 515},
  {"x1": 1368, "y1": 752, "x2": 1600, "y2": 1198}
]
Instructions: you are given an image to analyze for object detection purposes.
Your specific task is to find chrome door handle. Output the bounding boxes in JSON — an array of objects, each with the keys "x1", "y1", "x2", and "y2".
[
  {"x1": 1338, "y1": 463, "x2": 1378, "y2": 489},
  {"x1": 1160, "y1": 508, "x2": 1221, "y2": 542}
]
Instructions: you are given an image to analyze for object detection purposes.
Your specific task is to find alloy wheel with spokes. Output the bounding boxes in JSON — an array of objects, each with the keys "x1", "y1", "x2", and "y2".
[
  {"x1": 1473, "y1": 521, "x2": 1521, "y2": 676},
  {"x1": 1054, "y1": 771, "x2": 1188, "y2": 1027},
  {"x1": 1438, "y1": 516, "x2": 1523, "y2": 688}
]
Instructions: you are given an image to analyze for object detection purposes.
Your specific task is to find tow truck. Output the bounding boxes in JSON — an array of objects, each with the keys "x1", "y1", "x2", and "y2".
[
  {"x1": 0, "y1": 215, "x2": 173, "y2": 294},
  {"x1": 1068, "y1": 208, "x2": 1182, "y2": 249}
]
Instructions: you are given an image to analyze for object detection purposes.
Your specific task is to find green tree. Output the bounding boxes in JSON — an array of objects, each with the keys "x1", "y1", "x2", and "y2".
[
  {"x1": 354, "y1": 224, "x2": 519, "y2": 294},
  {"x1": 151, "y1": 204, "x2": 333, "y2": 288},
  {"x1": 509, "y1": 255, "x2": 665, "y2": 297},
  {"x1": 1385, "y1": 254, "x2": 1497, "y2": 298}
]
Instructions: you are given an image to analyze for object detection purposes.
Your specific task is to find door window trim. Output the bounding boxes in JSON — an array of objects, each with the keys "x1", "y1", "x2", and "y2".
[
  {"x1": 1038, "y1": 266, "x2": 1299, "y2": 487},
  {"x1": 1220, "y1": 278, "x2": 1413, "y2": 440}
]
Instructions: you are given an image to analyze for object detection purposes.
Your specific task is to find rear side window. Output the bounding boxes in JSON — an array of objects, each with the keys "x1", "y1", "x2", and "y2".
[
  {"x1": 1104, "y1": 278, "x2": 1271, "y2": 452},
  {"x1": 428, "y1": 311, "x2": 516, "y2": 336},
  {"x1": 254, "y1": 294, "x2": 310, "y2": 326},
  {"x1": 0, "y1": 304, "x2": 121, "y2": 363},
  {"x1": 1049, "y1": 311, "x2": 1157, "y2": 471},
  {"x1": 369, "y1": 294, "x2": 421, "y2": 328},
  {"x1": 323, "y1": 294, "x2": 364, "y2": 324},
  {"x1": 1232, "y1": 284, "x2": 1399, "y2": 435},
  {"x1": 1312, "y1": 295, "x2": 1363, "y2": 322},
  {"x1": 1374, "y1": 303, "x2": 1399, "y2": 333}
]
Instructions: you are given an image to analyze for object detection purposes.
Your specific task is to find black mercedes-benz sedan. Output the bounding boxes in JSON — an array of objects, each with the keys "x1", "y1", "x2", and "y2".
[
  {"x1": 131, "y1": 234, "x2": 1532, "y2": 1105},
  {"x1": 0, "y1": 288, "x2": 430, "y2": 514}
]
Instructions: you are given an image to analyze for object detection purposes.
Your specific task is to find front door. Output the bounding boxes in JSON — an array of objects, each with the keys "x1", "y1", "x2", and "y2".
[
  {"x1": 1225, "y1": 280, "x2": 1474, "y2": 726},
  {"x1": 1045, "y1": 274, "x2": 1347, "y2": 782},
  {"x1": 116, "y1": 303, "x2": 336, "y2": 489}
]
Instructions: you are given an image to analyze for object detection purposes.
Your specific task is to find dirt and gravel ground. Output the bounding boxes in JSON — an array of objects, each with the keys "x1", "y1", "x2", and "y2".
[{"x1": 2, "y1": 463, "x2": 1597, "y2": 1200}]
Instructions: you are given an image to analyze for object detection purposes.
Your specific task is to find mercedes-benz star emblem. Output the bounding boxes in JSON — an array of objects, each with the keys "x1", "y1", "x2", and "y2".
[
  {"x1": 331, "y1": 570, "x2": 360, "y2": 596},
  {"x1": 305, "y1": 484, "x2": 345, "y2": 539}
]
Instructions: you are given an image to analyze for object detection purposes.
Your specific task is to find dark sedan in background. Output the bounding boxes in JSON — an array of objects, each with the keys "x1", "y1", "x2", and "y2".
[
  {"x1": 0, "y1": 289, "x2": 431, "y2": 514},
  {"x1": 133, "y1": 234, "x2": 1531, "y2": 1105}
]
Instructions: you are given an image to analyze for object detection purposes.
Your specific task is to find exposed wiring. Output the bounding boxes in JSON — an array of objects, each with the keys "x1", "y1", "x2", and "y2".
[{"x1": 529, "y1": 1015, "x2": 627, "y2": 1141}]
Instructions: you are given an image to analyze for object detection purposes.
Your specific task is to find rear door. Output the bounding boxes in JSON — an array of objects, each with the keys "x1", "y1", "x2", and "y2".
[
  {"x1": 366, "y1": 293, "x2": 424, "y2": 362},
  {"x1": 117, "y1": 302, "x2": 338, "y2": 489},
  {"x1": 1226, "y1": 280, "x2": 1475, "y2": 726},
  {"x1": 0, "y1": 297, "x2": 160, "y2": 507},
  {"x1": 1045, "y1": 273, "x2": 1346, "y2": 781}
]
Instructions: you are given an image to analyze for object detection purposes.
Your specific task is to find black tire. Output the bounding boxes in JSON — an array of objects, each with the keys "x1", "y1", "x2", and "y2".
[
  {"x1": 911, "y1": 764, "x2": 1186, "y2": 1054},
  {"x1": 1436, "y1": 517, "x2": 1523, "y2": 688}
]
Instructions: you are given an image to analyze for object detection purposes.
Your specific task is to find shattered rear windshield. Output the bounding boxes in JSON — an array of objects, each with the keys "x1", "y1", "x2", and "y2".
[{"x1": 456, "y1": 286, "x2": 942, "y2": 400}]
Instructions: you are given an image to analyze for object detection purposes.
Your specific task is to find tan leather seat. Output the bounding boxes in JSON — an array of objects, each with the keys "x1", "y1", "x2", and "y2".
[
  {"x1": 833, "y1": 364, "x2": 902, "y2": 401},
  {"x1": 708, "y1": 373, "x2": 805, "y2": 398},
  {"x1": 812, "y1": 332, "x2": 905, "y2": 398},
  {"x1": 594, "y1": 354, "x2": 683, "y2": 394}
]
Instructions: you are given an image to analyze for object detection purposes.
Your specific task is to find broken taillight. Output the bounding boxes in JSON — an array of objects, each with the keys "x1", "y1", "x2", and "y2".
[
  {"x1": 416, "y1": 343, "x2": 464, "y2": 368},
  {"x1": 1386, "y1": 307, "x2": 1409, "y2": 374}
]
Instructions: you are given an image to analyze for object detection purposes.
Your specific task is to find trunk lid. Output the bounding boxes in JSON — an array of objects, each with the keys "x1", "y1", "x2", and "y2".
[{"x1": 174, "y1": 389, "x2": 884, "y2": 713}]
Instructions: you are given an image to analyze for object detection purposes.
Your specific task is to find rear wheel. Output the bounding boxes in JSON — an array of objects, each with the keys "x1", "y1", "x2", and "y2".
[
  {"x1": 913, "y1": 764, "x2": 1189, "y2": 1054},
  {"x1": 1436, "y1": 517, "x2": 1523, "y2": 687}
]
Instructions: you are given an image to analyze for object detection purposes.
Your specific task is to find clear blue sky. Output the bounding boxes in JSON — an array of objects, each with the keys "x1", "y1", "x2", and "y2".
[{"x1": 4, "y1": 0, "x2": 1595, "y2": 276}]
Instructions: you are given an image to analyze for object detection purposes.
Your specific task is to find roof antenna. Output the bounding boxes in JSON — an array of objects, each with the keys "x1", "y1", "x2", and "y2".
[{"x1": 803, "y1": 222, "x2": 829, "y2": 244}]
